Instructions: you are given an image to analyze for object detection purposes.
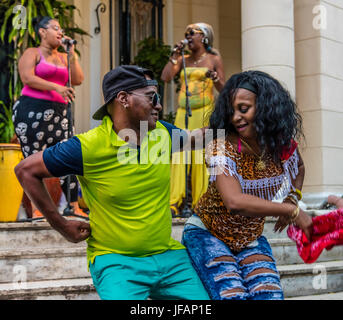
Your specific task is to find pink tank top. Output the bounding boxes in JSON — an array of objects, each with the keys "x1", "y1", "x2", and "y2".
[{"x1": 21, "y1": 48, "x2": 69, "y2": 104}]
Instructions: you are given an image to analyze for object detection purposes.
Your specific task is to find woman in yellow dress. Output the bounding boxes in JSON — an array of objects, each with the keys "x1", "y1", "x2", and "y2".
[{"x1": 161, "y1": 22, "x2": 225, "y2": 216}]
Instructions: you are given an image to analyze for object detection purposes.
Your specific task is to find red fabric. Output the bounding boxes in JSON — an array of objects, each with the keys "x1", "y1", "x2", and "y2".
[
  {"x1": 287, "y1": 209, "x2": 343, "y2": 263},
  {"x1": 281, "y1": 140, "x2": 298, "y2": 161}
]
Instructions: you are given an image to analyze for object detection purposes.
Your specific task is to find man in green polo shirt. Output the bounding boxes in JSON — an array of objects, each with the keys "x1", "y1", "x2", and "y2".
[{"x1": 15, "y1": 65, "x2": 209, "y2": 300}]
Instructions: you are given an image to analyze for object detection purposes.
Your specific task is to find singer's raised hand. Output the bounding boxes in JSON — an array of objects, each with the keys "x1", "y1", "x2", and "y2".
[
  {"x1": 172, "y1": 40, "x2": 187, "y2": 55},
  {"x1": 61, "y1": 35, "x2": 75, "y2": 54},
  {"x1": 172, "y1": 43, "x2": 181, "y2": 55}
]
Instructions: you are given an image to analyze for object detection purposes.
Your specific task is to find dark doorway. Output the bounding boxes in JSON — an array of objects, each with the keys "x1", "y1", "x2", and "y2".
[{"x1": 114, "y1": 0, "x2": 164, "y2": 66}]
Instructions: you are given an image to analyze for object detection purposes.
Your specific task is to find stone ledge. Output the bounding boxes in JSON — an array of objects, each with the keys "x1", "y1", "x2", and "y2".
[
  {"x1": 278, "y1": 260, "x2": 343, "y2": 276},
  {"x1": 0, "y1": 246, "x2": 86, "y2": 259},
  {"x1": 0, "y1": 277, "x2": 96, "y2": 300}
]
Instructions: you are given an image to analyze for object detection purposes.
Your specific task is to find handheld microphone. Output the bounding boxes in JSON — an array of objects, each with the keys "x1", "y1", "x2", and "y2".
[
  {"x1": 62, "y1": 38, "x2": 77, "y2": 46},
  {"x1": 180, "y1": 39, "x2": 188, "y2": 48}
]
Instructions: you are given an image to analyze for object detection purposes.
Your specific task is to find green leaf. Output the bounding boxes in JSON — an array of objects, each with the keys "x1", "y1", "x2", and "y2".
[
  {"x1": 43, "y1": 0, "x2": 54, "y2": 17},
  {"x1": 0, "y1": 4, "x2": 16, "y2": 43},
  {"x1": 0, "y1": 100, "x2": 15, "y2": 143},
  {"x1": 8, "y1": 25, "x2": 18, "y2": 44},
  {"x1": 27, "y1": 0, "x2": 34, "y2": 39}
]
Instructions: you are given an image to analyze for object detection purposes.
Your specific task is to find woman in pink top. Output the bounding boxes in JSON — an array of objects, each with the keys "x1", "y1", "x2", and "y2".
[{"x1": 13, "y1": 16, "x2": 86, "y2": 219}]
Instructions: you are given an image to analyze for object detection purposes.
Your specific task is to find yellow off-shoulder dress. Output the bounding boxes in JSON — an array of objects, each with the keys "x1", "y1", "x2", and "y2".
[{"x1": 170, "y1": 67, "x2": 215, "y2": 209}]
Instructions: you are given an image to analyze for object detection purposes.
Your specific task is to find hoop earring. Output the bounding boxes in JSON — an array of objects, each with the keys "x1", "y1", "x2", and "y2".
[{"x1": 202, "y1": 37, "x2": 209, "y2": 45}]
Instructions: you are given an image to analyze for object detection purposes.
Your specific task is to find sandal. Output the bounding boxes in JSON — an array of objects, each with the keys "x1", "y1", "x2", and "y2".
[
  {"x1": 29, "y1": 209, "x2": 46, "y2": 222},
  {"x1": 327, "y1": 195, "x2": 343, "y2": 209},
  {"x1": 63, "y1": 206, "x2": 89, "y2": 221}
]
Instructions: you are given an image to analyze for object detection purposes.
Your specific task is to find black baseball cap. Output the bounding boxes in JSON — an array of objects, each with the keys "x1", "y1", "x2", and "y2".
[{"x1": 92, "y1": 65, "x2": 158, "y2": 120}]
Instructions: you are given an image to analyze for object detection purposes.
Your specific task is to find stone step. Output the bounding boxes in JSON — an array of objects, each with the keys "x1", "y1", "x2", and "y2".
[
  {"x1": 173, "y1": 218, "x2": 294, "y2": 240},
  {"x1": 2, "y1": 219, "x2": 341, "y2": 271},
  {"x1": 0, "y1": 211, "x2": 331, "y2": 250},
  {"x1": 262, "y1": 219, "x2": 289, "y2": 239},
  {"x1": 270, "y1": 238, "x2": 343, "y2": 265},
  {"x1": 2, "y1": 261, "x2": 343, "y2": 300},
  {"x1": 173, "y1": 211, "x2": 332, "y2": 241},
  {"x1": 0, "y1": 219, "x2": 185, "y2": 251},
  {"x1": 0, "y1": 246, "x2": 89, "y2": 284},
  {"x1": 1, "y1": 259, "x2": 343, "y2": 299},
  {"x1": 0, "y1": 221, "x2": 87, "y2": 250},
  {"x1": 1, "y1": 236, "x2": 340, "y2": 282},
  {"x1": 279, "y1": 260, "x2": 343, "y2": 297},
  {"x1": 0, "y1": 278, "x2": 97, "y2": 300},
  {"x1": 2, "y1": 215, "x2": 343, "y2": 299},
  {"x1": 2, "y1": 235, "x2": 341, "y2": 284},
  {"x1": 287, "y1": 291, "x2": 343, "y2": 300}
]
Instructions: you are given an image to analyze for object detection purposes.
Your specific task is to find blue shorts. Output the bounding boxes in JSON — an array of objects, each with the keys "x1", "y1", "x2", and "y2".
[
  {"x1": 89, "y1": 249, "x2": 210, "y2": 300},
  {"x1": 182, "y1": 223, "x2": 284, "y2": 300}
]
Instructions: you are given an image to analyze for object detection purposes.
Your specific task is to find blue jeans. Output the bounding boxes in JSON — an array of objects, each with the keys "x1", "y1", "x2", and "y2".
[{"x1": 182, "y1": 223, "x2": 284, "y2": 300}]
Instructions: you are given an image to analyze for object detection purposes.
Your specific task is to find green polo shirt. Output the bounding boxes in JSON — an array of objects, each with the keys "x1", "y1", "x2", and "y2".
[{"x1": 43, "y1": 116, "x2": 185, "y2": 265}]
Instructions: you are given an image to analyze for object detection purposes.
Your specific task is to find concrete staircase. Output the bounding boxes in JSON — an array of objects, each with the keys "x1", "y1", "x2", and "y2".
[
  {"x1": 173, "y1": 211, "x2": 343, "y2": 300},
  {"x1": 0, "y1": 220, "x2": 97, "y2": 300},
  {"x1": 1, "y1": 211, "x2": 343, "y2": 300},
  {"x1": 263, "y1": 211, "x2": 343, "y2": 299}
]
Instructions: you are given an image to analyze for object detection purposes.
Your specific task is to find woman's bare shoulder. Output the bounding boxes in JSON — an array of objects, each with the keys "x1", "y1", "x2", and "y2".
[
  {"x1": 22, "y1": 47, "x2": 39, "y2": 56},
  {"x1": 19, "y1": 47, "x2": 40, "y2": 64}
]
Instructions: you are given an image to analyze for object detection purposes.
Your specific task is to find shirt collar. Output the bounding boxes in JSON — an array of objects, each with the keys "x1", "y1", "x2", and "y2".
[{"x1": 102, "y1": 115, "x2": 128, "y2": 147}]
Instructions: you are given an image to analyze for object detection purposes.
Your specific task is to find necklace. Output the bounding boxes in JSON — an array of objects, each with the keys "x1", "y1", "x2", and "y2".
[
  {"x1": 192, "y1": 52, "x2": 207, "y2": 65},
  {"x1": 239, "y1": 137, "x2": 266, "y2": 171}
]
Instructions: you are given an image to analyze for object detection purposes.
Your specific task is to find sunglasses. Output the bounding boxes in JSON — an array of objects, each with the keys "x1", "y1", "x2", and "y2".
[
  {"x1": 45, "y1": 25, "x2": 64, "y2": 34},
  {"x1": 184, "y1": 29, "x2": 203, "y2": 38},
  {"x1": 128, "y1": 92, "x2": 161, "y2": 107}
]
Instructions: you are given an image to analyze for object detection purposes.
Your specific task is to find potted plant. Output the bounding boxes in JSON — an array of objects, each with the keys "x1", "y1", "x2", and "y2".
[
  {"x1": 133, "y1": 37, "x2": 182, "y2": 123},
  {"x1": 0, "y1": 100, "x2": 24, "y2": 222},
  {"x1": 133, "y1": 37, "x2": 171, "y2": 87}
]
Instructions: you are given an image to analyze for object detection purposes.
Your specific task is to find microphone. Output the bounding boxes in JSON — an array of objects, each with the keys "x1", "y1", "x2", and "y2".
[
  {"x1": 180, "y1": 39, "x2": 188, "y2": 48},
  {"x1": 62, "y1": 38, "x2": 77, "y2": 46}
]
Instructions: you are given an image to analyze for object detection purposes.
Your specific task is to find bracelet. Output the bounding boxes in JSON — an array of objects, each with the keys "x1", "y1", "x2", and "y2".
[
  {"x1": 292, "y1": 188, "x2": 302, "y2": 201},
  {"x1": 284, "y1": 193, "x2": 298, "y2": 206},
  {"x1": 290, "y1": 205, "x2": 300, "y2": 223},
  {"x1": 169, "y1": 57, "x2": 177, "y2": 65}
]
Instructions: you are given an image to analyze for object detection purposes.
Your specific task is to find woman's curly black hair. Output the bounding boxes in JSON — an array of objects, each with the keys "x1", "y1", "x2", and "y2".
[{"x1": 209, "y1": 70, "x2": 304, "y2": 163}]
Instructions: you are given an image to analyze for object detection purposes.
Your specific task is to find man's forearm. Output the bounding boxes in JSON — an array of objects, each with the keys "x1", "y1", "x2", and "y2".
[
  {"x1": 21, "y1": 176, "x2": 66, "y2": 228},
  {"x1": 15, "y1": 154, "x2": 67, "y2": 230}
]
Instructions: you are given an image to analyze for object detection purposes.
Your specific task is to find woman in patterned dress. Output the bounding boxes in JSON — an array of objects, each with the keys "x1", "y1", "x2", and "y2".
[
  {"x1": 182, "y1": 70, "x2": 313, "y2": 300},
  {"x1": 161, "y1": 22, "x2": 225, "y2": 216},
  {"x1": 13, "y1": 16, "x2": 87, "y2": 219}
]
